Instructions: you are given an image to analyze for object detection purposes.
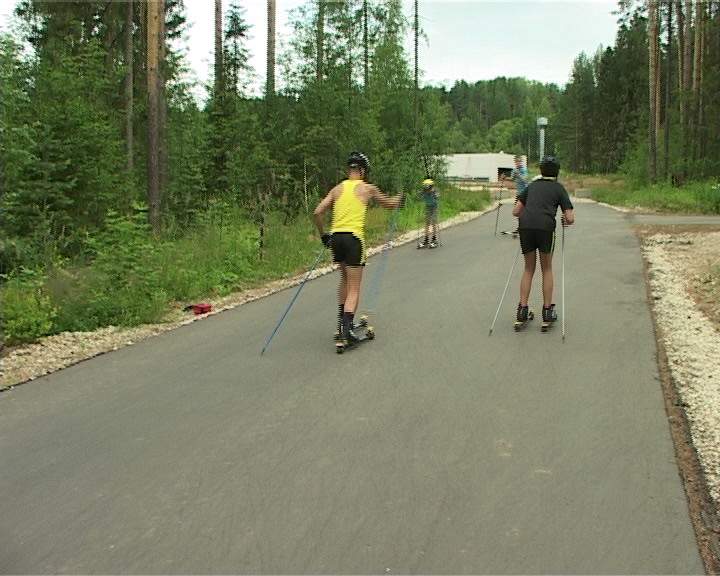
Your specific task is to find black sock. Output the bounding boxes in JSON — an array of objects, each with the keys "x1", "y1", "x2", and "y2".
[{"x1": 338, "y1": 303, "x2": 344, "y2": 321}]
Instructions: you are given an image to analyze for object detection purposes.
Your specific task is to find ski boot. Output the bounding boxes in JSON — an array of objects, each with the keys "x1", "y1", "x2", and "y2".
[
  {"x1": 514, "y1": 304, "x2": 534, "y2": 331},
  {"x1": 336, "y1": 315, "x2": 360, "y2": 354},
  {"x1": 541, "y1": 304, "x2": 557, "y2": 332},
  {"x1": 429, "y1": 237, "x2": 438, "y2": 249},
  {"x1": 417, "y1": 237, "x2": 429, "y2": 249}
]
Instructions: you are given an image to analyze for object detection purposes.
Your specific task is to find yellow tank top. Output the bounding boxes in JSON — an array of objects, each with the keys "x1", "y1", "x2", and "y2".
[{"x1": 330, "y1": 179, "x2": 367, "y2": 243}]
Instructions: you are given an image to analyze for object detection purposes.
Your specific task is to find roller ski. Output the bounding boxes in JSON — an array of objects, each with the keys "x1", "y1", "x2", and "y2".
[
  {"x1": 333, "y1": 315, "x2": 367, "y2": 341},
  {"x1": 514, "y1": 304, "x2": 534, "y2": 331},
  {"x1": 417, "y1": 237, "x2": 438, "y2": 249},
  {"x1": 336, "y1": 315, "x2": 374, "y2": 354},
  {"x1": 541, "y1": 304, "x2": 557, "y2": 332}
]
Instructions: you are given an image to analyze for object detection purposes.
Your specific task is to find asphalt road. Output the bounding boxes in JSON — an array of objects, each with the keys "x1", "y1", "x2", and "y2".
[{"x1": 0, "y1": 203, "x2": 704, "y2": 573}]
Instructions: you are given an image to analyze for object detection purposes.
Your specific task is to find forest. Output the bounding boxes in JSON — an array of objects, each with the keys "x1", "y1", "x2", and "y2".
[{"x1": 1, "y1": 0, "x2": 718, "y2": 346}]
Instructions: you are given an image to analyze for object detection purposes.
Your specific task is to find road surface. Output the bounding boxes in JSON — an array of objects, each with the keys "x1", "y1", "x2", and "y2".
[{"x1": 0, "y1": 203, "x2": 704, "y2": 573}]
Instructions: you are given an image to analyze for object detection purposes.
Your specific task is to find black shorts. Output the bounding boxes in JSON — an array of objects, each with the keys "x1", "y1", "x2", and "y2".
[
  {"x1": 331, "y1": 232, "x2": 365, "y2": 266},
  {"x1": 519, "y1": 229, "x2": 555, "y2": 254}
]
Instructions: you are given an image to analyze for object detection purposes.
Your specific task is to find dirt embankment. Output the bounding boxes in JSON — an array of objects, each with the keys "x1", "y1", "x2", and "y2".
[{"x1": 640, "y1": 228, "x2": 720, "y2": 571}]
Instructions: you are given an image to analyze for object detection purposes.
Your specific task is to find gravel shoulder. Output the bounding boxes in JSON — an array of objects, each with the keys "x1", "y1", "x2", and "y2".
[
  {"x1": 0, "y1": 210, "x2": 487, "y2": 391},
  {"x1": 639, "y1": 226, "x2": 720, "y2": 570}
]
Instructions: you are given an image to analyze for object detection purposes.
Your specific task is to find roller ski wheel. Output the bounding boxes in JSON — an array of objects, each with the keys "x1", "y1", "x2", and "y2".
[{"x1": 513, "y1": 310, "x2": 534, "y2": 331}]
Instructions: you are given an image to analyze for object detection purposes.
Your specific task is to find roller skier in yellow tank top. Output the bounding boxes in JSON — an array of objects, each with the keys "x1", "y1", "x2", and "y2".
[{"x1": 313, "y1": 152, "x2": 404, "y2": 347}]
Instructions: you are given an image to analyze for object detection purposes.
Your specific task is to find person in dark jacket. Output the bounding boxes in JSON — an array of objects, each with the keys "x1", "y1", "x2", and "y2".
[{"x1": 511, "y1": 156, "x2": 575, "y2": 325}]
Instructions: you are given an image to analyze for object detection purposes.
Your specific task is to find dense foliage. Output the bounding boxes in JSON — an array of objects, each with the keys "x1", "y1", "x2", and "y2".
[{"x1": 0, "y1": 0, "x2": 718, "y2": 345}]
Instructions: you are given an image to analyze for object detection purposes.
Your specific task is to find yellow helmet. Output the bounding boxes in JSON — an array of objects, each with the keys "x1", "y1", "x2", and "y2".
[{"x1": 422, "y1": 178, "x2": 434, "y2": 187}]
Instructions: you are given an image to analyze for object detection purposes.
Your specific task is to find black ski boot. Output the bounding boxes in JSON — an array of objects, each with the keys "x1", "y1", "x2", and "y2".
[
  {"x1": 334, "y1": 304, "x2": 343, "y2": 340},
  {"x1": 514, "y1": 304, "x2": 534, "y2": 331},
  {"x1": 418, "y1": 236, "x2": 429, "y2": 249},
  {"x1": 429, "y1": 236, "x2": 438, "y2": 249},
  {"x1": 336, "y1": 312, "x2": 359, "y2": 353},
  {"x1": 541, "y1": 304, "x2": 557, "y2": 332},
  {"x1": 342, "y1": 313, "x2": 359, "y2": 344}
]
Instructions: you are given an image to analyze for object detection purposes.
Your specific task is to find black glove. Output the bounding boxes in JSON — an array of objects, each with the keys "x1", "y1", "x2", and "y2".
[{"x1": 321, "y1": 233, "x2": 332, "y2": 248}]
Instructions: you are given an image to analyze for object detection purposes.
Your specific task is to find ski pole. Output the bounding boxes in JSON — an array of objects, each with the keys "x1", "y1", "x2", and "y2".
[
  {"x1": 489, "y1": 245, "x2": 521, "y2": 336},
  {"x1": 261, "y1": 248, "x2": 326, "y2": 356},
  {"x1": 494, "y1": 189, "x2": 502, "y2": 237},
  {"x1": 562, "y1": 223, "x2": 566, "y2": 342},
  {"x1": 364, "y1": 201, "x2": 402, "y2": 314}
]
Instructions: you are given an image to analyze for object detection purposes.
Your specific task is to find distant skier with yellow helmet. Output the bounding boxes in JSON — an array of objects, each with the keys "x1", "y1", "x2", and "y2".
[{"x1": 418, "y1": 178, "x2": 439, "y2": 249}]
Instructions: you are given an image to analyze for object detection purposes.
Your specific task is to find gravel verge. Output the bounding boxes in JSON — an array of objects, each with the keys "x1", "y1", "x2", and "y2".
[
  {"x1": 0, "y1": 209, "x2": 488, "y2": 390},
  {"x1": 642, "y1": 231, "x2": 720, "y2": 512}
]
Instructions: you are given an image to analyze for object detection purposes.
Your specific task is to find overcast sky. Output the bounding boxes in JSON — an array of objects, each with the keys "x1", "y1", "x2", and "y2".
[{"x1": 0, "y1": 0, "x2": 620, "y2": 97}]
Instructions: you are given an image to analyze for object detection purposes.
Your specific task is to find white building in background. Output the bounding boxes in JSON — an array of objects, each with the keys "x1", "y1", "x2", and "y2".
[{"x1": 444, "y1": 153, "x2": 524, "y2": 183}]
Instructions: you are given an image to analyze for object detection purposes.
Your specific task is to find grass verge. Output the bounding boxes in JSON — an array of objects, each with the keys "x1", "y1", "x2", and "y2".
[
  {"x1": 592, "y1": 179, "x2": 720, "y2": 214},
  {"x1": 1, "y1": 185, "x2": 489, "y2": 346}
]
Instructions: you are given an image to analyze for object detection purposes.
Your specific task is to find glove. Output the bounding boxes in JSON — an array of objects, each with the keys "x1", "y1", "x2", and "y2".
[{"x1": 321, "y1": 233, "x2": 332, "y2": 248}]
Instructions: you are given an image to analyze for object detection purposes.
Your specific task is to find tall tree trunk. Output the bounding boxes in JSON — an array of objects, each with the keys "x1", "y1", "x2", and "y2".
[
  {"x1": 695, "y1": 1, "x2": 706, "y2": 164},
  {"x1": 215, "y1": 0, "x2": 223, "y2": 97},
  {"x1": 676, "y1": 0, "x2": 684, "y2": 132},
  {"x1": 147, "y1": 0, "x2": 162, "y2": 233},
  {"x1": 316, "y1": 0, "x2": 324, "y2": 82},
  {"x1": 158, "y1": 0, "x2": 168, "y2": 198},
  {"x1": 648, "y1": 0, "x2": 659, "y2": 182},
  {"x1": 103, "y1": 1, "x2": 119, "y2": 76},
  {"x1": 664, "y1": 0, "x2": 672, "y2": 180},
  {"x1": 363, "y1": 0, "x2": 368, "y2": 89},
  {"x1": 414, "y1": 0, "x2": 419, "y2": 136},
  {"x1": 682, "y1": 0, "x2": 693, "y2": 169},
  {"x1": 267, "y1": 0, "x2": 276, "y2": 101},
  {"x1": 125, "y1": 0, "x2": 134, "y2": 175},
  {"x1": 692, "y1": 0, "x2": 703, "y2": 162}
]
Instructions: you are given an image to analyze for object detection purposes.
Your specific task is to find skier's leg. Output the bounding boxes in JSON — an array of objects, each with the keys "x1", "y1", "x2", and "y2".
[
  {"x1": 344, "y1": 265, "x2": 364, "y2": 314},
  {"x1": 337, "y1": 263, "x2": 347, "y2": 335},
  {"x1": 343, "y1": 265, "x2": 364, "y2": 341},
  {"x1": 520, "y1": 251, "x2": 536, "y2": 307},
  {"x1": 540, "y1": 252, "x2": 554, "y2": 309}
]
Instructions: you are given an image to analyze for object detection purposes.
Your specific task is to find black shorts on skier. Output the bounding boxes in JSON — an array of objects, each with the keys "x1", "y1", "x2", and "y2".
[{"x1": 313, "y1": 152, "x2": 403, "y2": 349}]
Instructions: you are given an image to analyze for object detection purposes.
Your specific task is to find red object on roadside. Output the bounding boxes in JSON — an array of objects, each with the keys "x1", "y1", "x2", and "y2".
[{"x1": 193, "y1": 303, "x2": 212, "y2": 315}]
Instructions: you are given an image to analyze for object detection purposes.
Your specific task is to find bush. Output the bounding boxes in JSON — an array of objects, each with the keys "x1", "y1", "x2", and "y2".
[
  {"x1": 1, "y1": 269, "x2": 56, "y2": 345},
  {"x1": 50, "y1": 209, "x2": 168, "y2": 332}
]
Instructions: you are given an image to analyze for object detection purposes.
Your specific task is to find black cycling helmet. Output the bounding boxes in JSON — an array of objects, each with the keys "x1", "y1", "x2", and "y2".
[
  {"x1": 539, "y1": 156, "x2": 560, "y2": 178},
  {"x1": 347, "y1": 151, "x2": 370, "y2": 174}
]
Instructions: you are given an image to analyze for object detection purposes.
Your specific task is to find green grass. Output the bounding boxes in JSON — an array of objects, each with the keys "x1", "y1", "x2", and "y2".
[
  {"x1": 592, "y1": 180, "x2": 720, "y2": 214},
  {"x1": 1, "y1": 185, "x2": 490, "y2": 345}
]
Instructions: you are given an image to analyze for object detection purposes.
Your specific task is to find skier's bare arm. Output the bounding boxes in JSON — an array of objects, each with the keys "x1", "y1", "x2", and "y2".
[
  {"x1": 368, "y1": 184, "x2": 401, "y2": 209},
  {"x1": 313, "y1": 186, "x2": 338, "y2": 234}
]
